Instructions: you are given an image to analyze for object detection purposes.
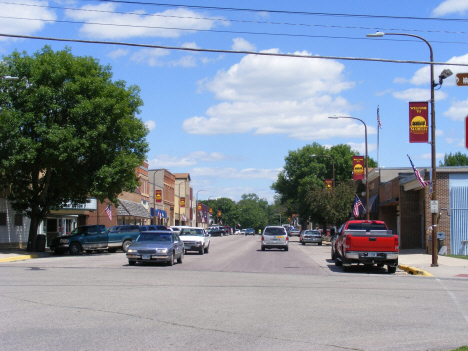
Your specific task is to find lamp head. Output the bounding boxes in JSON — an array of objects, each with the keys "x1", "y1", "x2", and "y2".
[
  {"x1": 366, "y1": 32, "x2": 385, "y2": 38},
  {"x1": 435, "y1": 69, "x2": 453, "y2": 88},
  {"x1": 328, "y1": 116, "x2": 339, "y2": 119}
]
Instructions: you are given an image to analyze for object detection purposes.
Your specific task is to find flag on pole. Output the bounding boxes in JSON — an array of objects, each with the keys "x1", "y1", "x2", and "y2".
[
  {"x1": 182, "y1": 213, "x2": 187, "y2": 221},
  {"x1": 158, "y1": 211, "x2": 162, "y2": 220},
  {"x1": 105, "y1": 205, "x2": 112, "y2": 221},
  {"x1": 407, "y1": 155, "x2": 429, "y2": 188},
  {"x1": 237, "y1": 223, "x2": 241, "y2": 227},
  {"x1": 353, "y1": 195, "x2": 364, "y2": 218},
  {"x1": 377, "y1": 106, "x2": 382, "y2": 129}
]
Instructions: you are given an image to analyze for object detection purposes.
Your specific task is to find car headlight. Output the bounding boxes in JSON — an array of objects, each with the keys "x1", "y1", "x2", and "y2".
[
  {"x1": 127, "y1": 249, "x2": 137, "y2": 253},
  {"x1": 156, "y1": 249, "x2": 168, "y2": 254},
  {"x1": 60, "y1": 239, "x2": 69, "y2": 243}
]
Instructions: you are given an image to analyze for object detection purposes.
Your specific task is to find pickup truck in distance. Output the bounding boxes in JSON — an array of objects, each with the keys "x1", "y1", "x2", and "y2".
[{"x1": 332, "y1": 220, "x2": 399, "y2": 273}]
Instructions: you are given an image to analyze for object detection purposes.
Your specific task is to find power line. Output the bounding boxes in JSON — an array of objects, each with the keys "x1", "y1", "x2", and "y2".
[
  {"x1": 79, "y1": 0, "x2": 468, "y2": 22},
  {"x1": 2, "y1": 15, "x2": 468, "y2": 46},
  {"x1": 2, "y1": 1, "x2": 468, "y2": 35},
  {"x1": 1, "y1": 33, "x2": 468, "y2": 67}
]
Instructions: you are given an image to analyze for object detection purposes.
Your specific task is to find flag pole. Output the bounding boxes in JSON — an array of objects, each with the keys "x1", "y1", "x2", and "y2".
[{"x1": 377, "y1": 106, "x2": 380, "y2": 168}]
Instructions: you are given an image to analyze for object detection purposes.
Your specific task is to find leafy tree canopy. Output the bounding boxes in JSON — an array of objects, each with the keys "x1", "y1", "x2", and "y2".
[
  {"x1": 439, "y1": 152, "x2": 468, "y2": 166},
  {"x1": 0, "y1": 46, "x2": 149, "y2": 250}
]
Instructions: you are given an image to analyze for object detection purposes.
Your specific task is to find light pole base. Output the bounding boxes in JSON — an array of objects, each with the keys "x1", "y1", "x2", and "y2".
[{"x1": 431, "y1": 264, "x2": 439, "y2": 267}]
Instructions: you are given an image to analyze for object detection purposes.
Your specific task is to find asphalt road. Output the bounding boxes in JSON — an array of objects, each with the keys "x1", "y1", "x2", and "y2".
[{"x1": 1, "y1": 235, "x2": 467, "y2": 351}]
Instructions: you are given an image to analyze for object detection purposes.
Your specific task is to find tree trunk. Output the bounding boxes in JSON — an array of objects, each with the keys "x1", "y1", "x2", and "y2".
[{"x1": 27, "y1": 215, "x2": 40, "y2": 252}]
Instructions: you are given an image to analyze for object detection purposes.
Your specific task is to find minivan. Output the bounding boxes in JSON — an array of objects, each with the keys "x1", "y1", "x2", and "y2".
[{"x1": 261, "y1": 226, "x2": 289, "y2": 251}]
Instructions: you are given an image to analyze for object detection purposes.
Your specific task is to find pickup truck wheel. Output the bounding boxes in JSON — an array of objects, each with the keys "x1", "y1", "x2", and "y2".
[
  {"x1": 177, "y1": 250, "x2": 183, "y2": 264},
  {"x1": 122, "y1": 240, "x2": 132, "y2": 253},
  {"x1": 261, "y1": 246, "x2": 265, "y2": 251},
  {"x1": 54, "y1": 249, "x2": 64, "y2": 255},
  {"x1": 331, "y1": 249, "x2": 336, "y2": 260},
  {"x1": 204, "y1": 244, "x2": 209, "y2": 254},
  {"x1": 387, "y1": 265, "x2": 397, "y2": 274},
  {"x1": 343, "y1": 265, "x2": 351, "y2": 272},
  {"x1": 69, "y1": 242, "x2": 81, "y2": 255},
  {"x1": 335, "y1": 259, "x2": 342, "y2": 266},
  {"x1": 168, "y1": 252, "x2": 174, "y2": 266},
  {"x1": 199, "y1": 247, "x2": 204, "y2": 255},
  {"x1": 302, "y1": 242, "x2": 305, "y2": 245},
  {"x1": 128, "y1": 260, "x2": 136, "y2": 266}
]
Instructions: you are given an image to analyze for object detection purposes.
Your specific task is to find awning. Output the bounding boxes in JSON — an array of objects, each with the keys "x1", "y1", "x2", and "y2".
[
  {"x1": 358, "y1": 194, "x2": 379, "y2": 215},
  {"x1": 151, "y1": 208, "x2": 167, "y2": 219},
  {"x1": 117, "y1": 199, "x2": 151, "y2": 219}
]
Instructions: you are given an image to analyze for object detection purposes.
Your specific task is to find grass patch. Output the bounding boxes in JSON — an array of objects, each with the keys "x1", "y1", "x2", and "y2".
[
  {"x1": 449, "y1": 347, "x2": 468, "y2": 351},
  {"x1": 446, "y1": 255, "x2": 468, "y2": 260}
]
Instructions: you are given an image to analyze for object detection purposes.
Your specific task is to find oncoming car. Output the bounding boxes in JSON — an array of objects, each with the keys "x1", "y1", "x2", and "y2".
[
  {"x1": 126, "y1": 231, "x2": 184, "y2": 266},
  {"x1": 261, "y1": 226, "x2": 289, "y2": 251}
]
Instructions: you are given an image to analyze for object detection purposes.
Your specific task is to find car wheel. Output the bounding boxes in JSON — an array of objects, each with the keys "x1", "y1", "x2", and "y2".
[
  {"x1": 318, "y1": 242, "x2": 322, "y2": 246},
  {"x1": 302, "y1": 242, "x2": 305, "y2": 245},
  {"x1": 284, "y1": 247, "x2": 289, "y2": 251},
  {"x1": 387, "y1": 265, "x2": 397, "y2": 274},
  {"x1": 108, "y1": 248, "x2": 117, "y2": 253},
  {"x1": 331, "y1": 248, "x2": 336, "y2": 260},
  {"x1": 335, "y1": 259, "x2": 342, "y2": 266},
  {"x1": 122, "y1": 240, "x2": 132, "y2": 253},
  {"x1": 261, "y1": 246, "x2": 265, "y2": 251},
  {"x1": 177, "y1": 250, "x2": 184, "y2": 264},
  {"x1": 343, "y1": 265, "x2": 351, "y2": 272},
  {"x1": 168, "y1": 252, "x2": 174, "y2": 266},
  {"x1": 128, "y1": 260, "x2": 136, "y2": 266},
  {"x1": 54, "y1": 249, "x2": 64, "y2": 255},
  {"x1": 204, "y1": 244, "x2": 209, "y2": 254},
  {"x1": 69, "y1": 242, "x2": 81, "y2": 255},
  {"x1": 85, "y1": 250, "x2": 93, "y2": 254}
]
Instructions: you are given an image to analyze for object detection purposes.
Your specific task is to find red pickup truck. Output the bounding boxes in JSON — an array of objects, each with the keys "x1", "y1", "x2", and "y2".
[{"x1": 331, "y1": 220, "x2": 399, "y2": 273}]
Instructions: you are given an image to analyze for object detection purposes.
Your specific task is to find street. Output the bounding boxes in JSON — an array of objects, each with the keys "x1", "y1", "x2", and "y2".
[{"x1": 1, "y1": 235, "x2": 467, "y2": 351}]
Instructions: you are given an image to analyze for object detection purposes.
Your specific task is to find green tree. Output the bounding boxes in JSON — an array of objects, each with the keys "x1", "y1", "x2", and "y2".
[
  {"x1": 237, "y1": 193, "x2": 269, "y2": 231},
  {"x1": 439, "y1": 152, "x2": 468, "y2": 166},
  {"x1": 0, "y1": 46, "x2": 149, "y2": 251},
  {"x1": 271, "y1": 143, "x2": 375, "y2": 226}
]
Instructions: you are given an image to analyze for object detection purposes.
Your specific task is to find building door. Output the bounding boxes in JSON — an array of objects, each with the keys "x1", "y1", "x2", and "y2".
[{"x1": 450, "y1": 186, "x2": 468, "y2": 255}]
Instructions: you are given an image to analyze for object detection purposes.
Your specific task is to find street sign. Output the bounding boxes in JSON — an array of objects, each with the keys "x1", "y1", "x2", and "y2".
[{"x1": 456, "y1": 73, "x2": 468, "y2": 86}]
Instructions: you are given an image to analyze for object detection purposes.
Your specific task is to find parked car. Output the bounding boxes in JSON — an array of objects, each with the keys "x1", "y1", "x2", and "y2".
[
  {"x1": 234, "y1": 230, "x2": 241, "y2": 235},
  {"x1": 332, "y1": 220, "x2": 399, "y2": 273},
  {"x1": 108, "y1": 225, "x2": 139, "y2": 233},
  {"x1": 170, "y1": 226, "x2": 189, "y2": 234},
  {"x1": 261, "y1": 226, "x2": 289, "y2": 251},
  {"x1": 288, "y1": 227, "x2": 300, "y2": 236},
  {"x1": 206, "y1": 226, "x2": 226, "y2": 237},
  {"x1": 299, "y1": 230, "x2": 305, "y2": 242},
  {"x1": 179, "y1": 227, "x2": 210, "y2": 254},
  {"x1": 126, "y1": 231, "x2": 184, "y2": 266},
  {"x1": 244, "y1": 228, "x2": 255, "y2": 235},
  {"x1": 140, "y1": 225, "x2": 170, "y2": 231},
  {"x1": 301, "y1": 230, "x2": 322, "y2": 245}
]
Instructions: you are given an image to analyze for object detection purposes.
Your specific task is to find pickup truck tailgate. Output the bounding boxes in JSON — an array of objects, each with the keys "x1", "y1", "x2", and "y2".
[{"x1": 344, "y1": 230, "x2": 396, "y2": 251}]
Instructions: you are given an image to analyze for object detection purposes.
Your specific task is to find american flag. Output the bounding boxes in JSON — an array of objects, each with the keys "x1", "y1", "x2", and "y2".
[
  {"x1": 407, "y1": 155, "x2": 429, "y2": 188},
  {"x1": 158, "y1": 211, "x2": 162, "y2": 220},
  {"x1": 182, "y1": 213, "x2": 187, "y2": 221},
  {"x1": 377, "y1": 106, "x2": 382, "y2": 129},
  {"x1": 105, "y1": 205, "x2": 112, "y2": 221},
  {"x1": 353, "y1": 195, "x2": 364, "y2": 218}
]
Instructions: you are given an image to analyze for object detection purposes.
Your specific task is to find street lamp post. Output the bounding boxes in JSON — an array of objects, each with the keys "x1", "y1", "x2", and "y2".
[
  {"x1": 178, "y1": 181, "x2": 184, "y2": 226},
  {"x1": 310, "y1": 154, "x2": 335, "y2": 188},
  {"x1": 152, "y1": 169, "x2": 166, "y2": 225},
  {"x1": 366, "y1": 32, "x2": 452, "y2": 267},
  {"x1": 195, "y1": 190, "x2": 206, "y2": 227},
  {"x1": 329, "y1": 116, "x2": 369, "y2": 220},
  {"x1": 275, "y1": 213, "x2": 282, "y2": 226}
]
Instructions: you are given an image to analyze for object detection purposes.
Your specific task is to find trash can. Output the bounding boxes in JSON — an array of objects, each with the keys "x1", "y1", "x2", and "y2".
[{"x1": 36, "y1": 234, "x2": 46, "y2": 252}]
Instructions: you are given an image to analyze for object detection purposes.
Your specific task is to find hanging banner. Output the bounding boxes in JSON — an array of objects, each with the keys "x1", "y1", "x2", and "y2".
[
  {"x1": 155, "y1": 190, "x2": 162, "y2": 203},
  {"x1": 180, "y1": 197, "x2": 185, "y2": 207},
  {"x1": 325, "y1": 179, "x2": 333, "y2": 189},
  {"x1": 209, "y1": 207, "x2": 213, "y2": 214},
  {"x1": 217, "y1": 210, "x2": 222, "y2": 217},
  {"x1": 197, "y1": 203, "x2": 202, "y2": 211},
  {"x1": 409, "y1": 101, "x2": 429, "y2": 143},
  {"x1": 353, "y1": 156, "x2": 365, "y2": 180}
]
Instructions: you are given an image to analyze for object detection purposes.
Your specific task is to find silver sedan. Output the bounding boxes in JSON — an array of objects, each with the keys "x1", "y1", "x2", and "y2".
[{"x1": 301, "y1": 230, "x2": 323, "y2": 245}]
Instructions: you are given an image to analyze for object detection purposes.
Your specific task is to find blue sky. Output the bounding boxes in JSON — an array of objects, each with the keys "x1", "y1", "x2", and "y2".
[{"x1": 1, "y1": 0, "x2": 468, "y2": 202}]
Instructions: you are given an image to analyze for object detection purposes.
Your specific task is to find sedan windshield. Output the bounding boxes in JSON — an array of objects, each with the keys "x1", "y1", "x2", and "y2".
[
  {"x1": 179, "y1": 229, "x2": 204, "y2": 236},
  {"x1": 137, "y1": 233, "x2": 173, "y2": 242},
  {"x1": 305, "y1": 231, "x2": 320, "y2": 235}
]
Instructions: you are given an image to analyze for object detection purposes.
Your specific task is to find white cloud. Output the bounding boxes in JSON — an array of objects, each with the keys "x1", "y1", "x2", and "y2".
[
  {"x1": 191, "y1": 167, "x2": 282, "y2": 180},
  {"x1": 181, "y1": 42, "x2": 200, "y2": 49},
  {"x1": 231, "y1": 38, "x2": 256, "y2": 51},
  {"x1": 145, "y1": 120, "x2": 156, "y2": 131},
  {"x1": 183, "y1": 50, "x2": 364, "y2": 140},
  {"x1": 346, "y1": 142, "x2": 377, "y2": 155},
  {"x1": 148, "y1": 152, "x2": 234, "y2": 168},
  {"x1": 107, "y1": 49, "x2": 129, "y2": 59},
  {"x1": 397, "y1": 54, "x2": 468, "y2": 86},
  {"x1": 168, "y1": 56, "x2": 197, "y2": 68},
  {"x1": 436, "y1": 129, "x2": 444, "y2": 137},
  {"x1": 458, "y1": 138, "x2": 466, "y2": 147},
  {"x1": 445, "y1": 137, "x2": 457, "y2": 144},
  {"x1": 392, "y1": 88, "x2": 447, "y2": 101},
  {"x1": 444, "y1": 98, "x2": 468, "y2": 120},
  {"x1": 0, "y1": 1, "x2": 56, "y2": 40},
  {"x1": 417, "y1": 153, "x2": 446, "y2": 160},
  {"x1": 130, "y1": 48, "x2": 170, "y2": 66},
  {"x1": 432, "y1": 0, "x2": 468, "y2": 16},
  {"x1": 65, "y1": 4, "x2": 227, "y2": 39}
]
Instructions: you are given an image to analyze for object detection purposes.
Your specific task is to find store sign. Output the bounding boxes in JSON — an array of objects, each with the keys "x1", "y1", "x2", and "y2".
[
  {"x1": 217, "y1": 210, "x2": 222, "y2": 217},
  {"x1": 155, "y1": 190, "x2": 162, "y2": 203},
  {"x1": 353, "y1": 156, "x2": 365, "y2": 180},
  {"x1": 209, "y1": 207, "x2": 213, "y2": 214},
  {"x1": 325, "y1": 179, "x2": 333, "y2": 189},
  {"x1": 197, "y1": 203, "x2": 202, "y2": 211},
  {"x1": 409, "y1": 101, "x2": 429, "y2": 143},
  {"x1": 180, "y1": 197, "x2": 185, "y2": 207}
]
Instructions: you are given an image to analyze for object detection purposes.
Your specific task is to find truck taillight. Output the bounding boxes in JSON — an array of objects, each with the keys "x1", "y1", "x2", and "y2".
[
  {"x1": 345, "y1": 235, "x2": 351, "y2": 249},
  {"x1": 261, "y1": 236, "x2": 264, "y2": 241},
  {"x1": 394, "y1": 235, "x2": 399, "y2": 251}
]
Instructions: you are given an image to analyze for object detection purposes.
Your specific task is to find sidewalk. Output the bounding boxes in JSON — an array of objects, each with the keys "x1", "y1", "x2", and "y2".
[{"x1": 0, "y1": 248, "x2": 53, "y2": 262}]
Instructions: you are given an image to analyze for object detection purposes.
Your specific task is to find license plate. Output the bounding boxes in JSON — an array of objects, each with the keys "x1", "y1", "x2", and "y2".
[
  {"x1": 276, "y1": 236, "x2": 284, "y2": 239},
  {"x1": 368, "y1": 253, "x2": 377, "y2": 257},
  {"x1": 142, "y1": 254, "x2": 151, "y2": 260}
]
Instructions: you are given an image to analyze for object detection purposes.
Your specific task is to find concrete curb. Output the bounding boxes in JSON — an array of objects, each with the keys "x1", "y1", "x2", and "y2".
[
  {"x1": 398, "y1": 264, "x2": 434, "y2": 276},
  {"x1": 0, "y1": 255, "x2": 39, "y2": 263}
]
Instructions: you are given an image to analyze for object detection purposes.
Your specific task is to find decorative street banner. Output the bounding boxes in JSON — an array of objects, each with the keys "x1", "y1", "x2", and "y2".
[
  {"x1": 325, "y1": 179, "x2": 333, "y2": 189},
  {"x1": 197, "y1": 203, "x2": 202, "y2": 211},
  {"x1": 217, "y1": 210, "x2": 222, "y2": 217},
  {"x1": 409, "y1": 101, "x2": 429, "y2": 143},
  {"x1": 353, "y1": 156, "x2": 365, "y2": 180},
  {"x1": 155, "y1": 190, "x2": 162, "y2": 203},
  {"x1": 209, "y1": 207, "x2": 213, "y2": 214},
  {"x1": 180, "y1": 197, "x2": 185, "y2": 207}
]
